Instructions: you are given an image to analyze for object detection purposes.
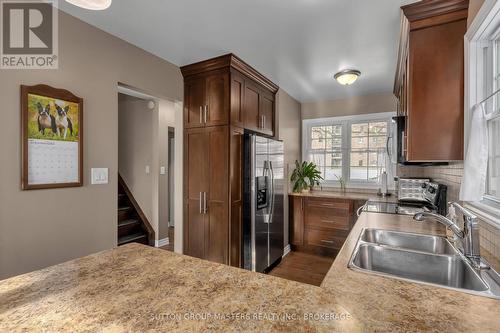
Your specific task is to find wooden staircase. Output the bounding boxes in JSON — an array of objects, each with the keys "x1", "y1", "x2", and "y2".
[{"x1": 118, "y1": 175, "x2": 154, "y2": 246}]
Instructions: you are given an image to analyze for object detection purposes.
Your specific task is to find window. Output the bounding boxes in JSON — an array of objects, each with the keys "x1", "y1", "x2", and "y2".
[
  {"x1": 303, "y1": 112, "x2": 396, "y2": 188},
  {"x1": 465, "y1": 0, "x2": 500, "y2": 214}
]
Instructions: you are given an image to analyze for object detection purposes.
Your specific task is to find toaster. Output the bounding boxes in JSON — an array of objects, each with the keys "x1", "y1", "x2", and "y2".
[{"x1": 397, "y1": 178, "x2": 430, "y2": 202}]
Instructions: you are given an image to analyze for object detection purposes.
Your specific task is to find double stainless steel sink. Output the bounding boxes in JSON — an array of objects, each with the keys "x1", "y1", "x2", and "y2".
[{"x1": 348, "y1": 228, "x2": 500, "y2": 299}]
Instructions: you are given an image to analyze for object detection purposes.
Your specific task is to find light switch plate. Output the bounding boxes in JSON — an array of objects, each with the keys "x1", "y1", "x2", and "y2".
[
  {"x1": 145, "y1": 165, "x2": 151, "y2": 175},
  {"x1": 160, "y1": 166, "x2": 166, "y2": 175},
  {"x1": 91, "y1": 168, "x2": 109, "y2": 185}
]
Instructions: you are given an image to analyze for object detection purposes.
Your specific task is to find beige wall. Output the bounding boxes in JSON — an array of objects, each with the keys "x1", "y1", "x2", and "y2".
[
  {"x1": 277, "y1": 89, "x2": 302, "y2": 248},
  {"x1": 301, "y1": 92, "x2": 397, "y2": 120},
  {"x1": 0, "y1": 11, "x2": 183, "y2": 279}
]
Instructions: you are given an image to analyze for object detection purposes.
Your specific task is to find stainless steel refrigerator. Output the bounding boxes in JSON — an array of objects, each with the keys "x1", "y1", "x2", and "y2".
[{"x1": 243, "y1": 132, "x2": 284, "y2": 273}]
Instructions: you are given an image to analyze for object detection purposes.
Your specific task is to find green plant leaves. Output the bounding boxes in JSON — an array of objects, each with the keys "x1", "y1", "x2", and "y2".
[{"x1": 290, "y1": 160, "x2": 324, "y2": 192}]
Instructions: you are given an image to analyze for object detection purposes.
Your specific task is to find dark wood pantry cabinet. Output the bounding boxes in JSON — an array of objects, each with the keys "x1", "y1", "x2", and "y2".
[{"x1": 181, "y1": 54, "x2": 279, "y2": 267}]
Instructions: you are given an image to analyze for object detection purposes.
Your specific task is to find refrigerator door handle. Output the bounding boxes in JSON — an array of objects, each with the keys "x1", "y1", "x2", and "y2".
[{"x1": 269, "y1": 161, "x2": 275, "y2": 224}]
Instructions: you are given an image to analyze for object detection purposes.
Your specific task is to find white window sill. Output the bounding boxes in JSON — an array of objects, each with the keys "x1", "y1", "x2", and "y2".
[{"x1": 465, "y1": 201, "x2": 500, "y2": 229}]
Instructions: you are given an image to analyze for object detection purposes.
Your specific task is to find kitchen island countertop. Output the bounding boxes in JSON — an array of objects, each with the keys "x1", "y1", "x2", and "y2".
[{"x1": 1, "y1": 213, "x2": 499, "y2": 332}]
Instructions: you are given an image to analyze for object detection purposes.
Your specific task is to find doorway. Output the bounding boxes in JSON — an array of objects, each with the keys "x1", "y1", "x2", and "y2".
[{"x1": 117, "y1": 84, "x2": 182, "y2": 252}]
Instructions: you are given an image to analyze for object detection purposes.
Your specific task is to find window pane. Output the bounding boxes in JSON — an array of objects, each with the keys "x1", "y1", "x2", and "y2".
[
  {"x1": 309, "y1": 153, "x2": 325, "y2": 167},
  {"x1": 351, "y1": 136, "x2": 368, "y2": 150},
  {"x1": 332, "y1": 125, "x2": 342, "y2": 136},
  {"x1": 311, "y1": 126, "x2": 324, "y2": 139},
  {"x1": 324, "y1": 126, "x2": 334, "y2": 138},
  {"x1": 488, "y1": 117, "x2": 500, "y2": 197},
  {"x1": 369, "y1": 152, "x2": 379, "y2": 167},
  {"x1": 326, "y1": 152, "x2": 342, "y2": 167},
  {"x1": 368, "y1": 167, "x2": 379, "y2": 181},
  {"x1": 369, "y1": 122, "x2": 387, "y2": 136},
  {"x1": 350, "y1": 152, "x2": 367, "y2": 180},
  {"x1": 352, "y1": 123, "x2": 368, "y2": 137},
  {"x1": 311, "y1": 138, "x2": 325, "y2": 150},
  {"x1": 350, "y1": 152, "x2": 367, "y2": 167},
  {"x1": 324, "y1": 167, "x2": 342, "y2": 181},
  {"x1": 326, "y1": 137, "x2": 342, "y2": 149},
  {"x1": 369, "y1": 136, "x2": 386, "y2": 150}
]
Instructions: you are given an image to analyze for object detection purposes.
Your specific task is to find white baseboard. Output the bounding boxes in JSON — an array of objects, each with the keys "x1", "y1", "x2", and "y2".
[
  {"x1": 283, "y1": 244, "x2": 291, "y2": 258},
  {"x1": 155, "y1": 238, "x2": 169, "y2": 247}
]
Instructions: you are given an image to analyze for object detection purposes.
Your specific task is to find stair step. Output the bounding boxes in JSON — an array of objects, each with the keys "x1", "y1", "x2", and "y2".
[
  {"x1": 118, "y1": 206, "x2": 131, "y2": 211},
  {"x1": 118, "y1": 219, "x2": 139, "y2": 228},
  {"x1": 118, "y1": 233, "x2": 147, "y2": 246},
  {"x1": 118, "y1": 193, "x2": 125, "y2": 197}
]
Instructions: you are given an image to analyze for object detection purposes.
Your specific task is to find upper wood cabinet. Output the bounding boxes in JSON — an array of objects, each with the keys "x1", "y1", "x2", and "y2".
[
  {"x1": 181, "y1": 54, "x2": 278, "y2": 137},
  {"x1": 184, "y1": 71, "x2": 229, "y2": 128},
  {"x1": 394, "y1": 0, "x2": 468, "y2": 162}
]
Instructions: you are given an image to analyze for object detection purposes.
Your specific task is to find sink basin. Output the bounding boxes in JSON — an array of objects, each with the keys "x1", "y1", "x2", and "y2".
[
  {"x1": 361, "y1": 229, "x2": 457, "y2": 255},
  {"x1": 351, "y1": 244, "x2": 488, "y2": 291},
  {"x1": 348, "y1": 228, "x2": 500, "y2": 299}
]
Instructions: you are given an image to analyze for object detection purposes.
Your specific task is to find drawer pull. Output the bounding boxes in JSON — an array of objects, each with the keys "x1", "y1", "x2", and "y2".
[
  {"x1": 321, "y1": 240, "x2": 335, "y2": 244},
  {"x1": 321, "y1": 219, "x2": 335, "y2": 223}
]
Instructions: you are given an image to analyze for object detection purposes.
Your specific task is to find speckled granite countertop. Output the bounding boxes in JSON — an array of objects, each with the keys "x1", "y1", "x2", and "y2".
[
  {"x1": 289, "y1": 190, "x2": 399, "y2": 203},
  {"x1": 1, "y1": 213, "x2": 499, "y2": 332}
]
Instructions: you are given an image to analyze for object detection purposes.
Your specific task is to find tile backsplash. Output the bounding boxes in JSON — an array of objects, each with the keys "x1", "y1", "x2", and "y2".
[{"x1": 398, "y1": 163, "x2": 500, "y2": 262}]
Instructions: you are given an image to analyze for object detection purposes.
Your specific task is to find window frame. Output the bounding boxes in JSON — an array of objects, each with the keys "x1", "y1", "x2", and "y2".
[
  {"x1": 465, "y1": 0, "x2": 500, "y2": 223},
  {"x1": 302, "y1": 112, "x2": 396, "y2": 189}
]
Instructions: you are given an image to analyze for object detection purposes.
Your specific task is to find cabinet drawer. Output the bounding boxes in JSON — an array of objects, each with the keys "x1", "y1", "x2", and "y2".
[
  {"x1": 305, "y1": 228, "x2": 348, "y2": 250},
  {"x1": 304, "y1": 198, "x2": 351, "y2": 230}
]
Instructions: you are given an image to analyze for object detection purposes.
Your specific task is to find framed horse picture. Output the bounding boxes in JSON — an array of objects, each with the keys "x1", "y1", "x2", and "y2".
[{"x1": 21, "y1": 85, "x2": 83, "y2": 190}]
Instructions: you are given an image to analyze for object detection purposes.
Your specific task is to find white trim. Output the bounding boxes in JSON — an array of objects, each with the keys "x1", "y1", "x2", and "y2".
[
  {"x1": 283, "y1": 244, "x2": 291, "y2": 258},
  {"x1": 155, "y1": 238, "x2": 169, "y2": 247},
  {"x1": 464, "y1": 0, "x2": 500, "y2": 228}
]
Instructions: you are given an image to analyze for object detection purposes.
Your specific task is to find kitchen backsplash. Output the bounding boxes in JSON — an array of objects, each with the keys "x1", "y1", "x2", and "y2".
[{"x1": 399, "y1": 163, "x2": 500, "y2": 262}]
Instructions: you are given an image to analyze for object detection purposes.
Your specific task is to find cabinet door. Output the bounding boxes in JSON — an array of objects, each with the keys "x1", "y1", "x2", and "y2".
[
  {"x1": 230, "y1": 71, "x2": 244, "y2": 127},
  {"x1": 206, "y1": 73, "x2": 229, "y2": 127},
  {"x1": 290, "y1": 196, "x2": 304, "y2": 246},
  {"x1": 243, "y1": 80, "x2": 260, "y2": 131},
  {"x1": 259, "y1": 91, "x2": 274, "y2": 136},
  {"x1": 407, "y1": 19, "x2": 465, "y2": 161},
  {"x1": 184, "y1": 78, "x2": 206, "y2": 128},
  {"x1": 184, "y1": 128, "x2": 209, "y2": 259},
  {"x1": 206, "y1": 126, "x2": 229, "y2": 264}
]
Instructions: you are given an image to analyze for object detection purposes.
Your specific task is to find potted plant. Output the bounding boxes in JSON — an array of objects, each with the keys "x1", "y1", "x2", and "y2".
[{"x1": 290, "y1": 160, "x2": 323, "y2": 193}]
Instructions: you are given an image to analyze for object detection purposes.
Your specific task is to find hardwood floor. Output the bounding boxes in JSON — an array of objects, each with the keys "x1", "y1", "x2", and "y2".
[{"x1": 268, "y1": 251, "x2": 335, "y2": 286}]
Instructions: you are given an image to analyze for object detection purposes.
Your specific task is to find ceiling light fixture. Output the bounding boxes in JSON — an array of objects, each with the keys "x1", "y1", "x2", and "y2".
[
  {"x1": 65, "y1": 0, "x2": 112, "y2": 10},
  {"x1": 334, "y1": 69, "x2": 361, "y2": 86}
]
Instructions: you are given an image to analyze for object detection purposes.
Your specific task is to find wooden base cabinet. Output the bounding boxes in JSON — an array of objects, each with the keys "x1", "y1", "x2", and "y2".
[
  {"x1": 182, "y1": 54, "x2": 279, "y2": 267},
  {"x1": 289, "y1": 195, "x2": 360, "y2": 256}
]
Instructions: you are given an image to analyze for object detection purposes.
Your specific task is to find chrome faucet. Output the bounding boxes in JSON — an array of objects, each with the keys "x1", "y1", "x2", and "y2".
[{"x1": 414, "y1": 202, "x2": 482, "y2": 267}]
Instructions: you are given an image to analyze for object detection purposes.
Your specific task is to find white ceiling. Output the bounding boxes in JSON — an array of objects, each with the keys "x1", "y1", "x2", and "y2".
[{"x1": 58, "y1": 0, "x2": 420, "y2": 102}]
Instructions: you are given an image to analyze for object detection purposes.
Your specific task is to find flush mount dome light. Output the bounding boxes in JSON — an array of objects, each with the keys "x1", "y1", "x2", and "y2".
[
  {"x1": 334, "y1": 69, "x2": 361, "y2": 85},
  {"x1": 65, "y1": 0, "x2": 112, "y2": 10}
]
